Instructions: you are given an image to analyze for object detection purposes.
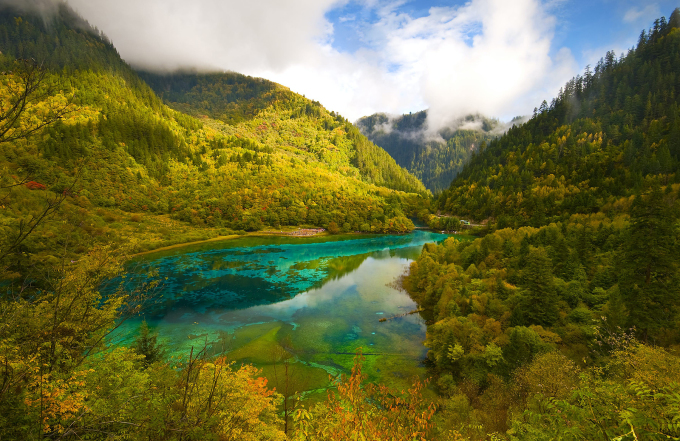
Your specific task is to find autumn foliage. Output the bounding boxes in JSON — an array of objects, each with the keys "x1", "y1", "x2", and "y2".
[
  {"x1": 292, "y1": 349, "x2": 437, "y2": 441},
  {"x1": 24, "y1": 180, "x2": 46, "y2": 190}
]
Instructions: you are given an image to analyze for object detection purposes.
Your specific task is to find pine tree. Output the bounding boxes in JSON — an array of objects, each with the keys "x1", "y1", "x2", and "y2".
[
  {"x1": 518, "y1": 234, "x2": 530, "y2": 269},
  {"x1": 521, "y1": 247, "x2": 558, "y2": 326},
  {"x1": 133, "y1": 321, "x2": 164, "y2": 365},
  {"x1": 618, "y1": 185, "x2": 680, "y2": 340}
]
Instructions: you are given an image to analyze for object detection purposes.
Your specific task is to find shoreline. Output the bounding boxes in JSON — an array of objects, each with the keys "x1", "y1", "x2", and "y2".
[
  {"x1": 131, "y1": 234, "x2": 242, "y2": 257},
  {"x1": 131, "y1": 229, "x2": 330, "y2": 258},
  {"x1": 131, "y1": 227, "x2": 448, "y2": 258}
]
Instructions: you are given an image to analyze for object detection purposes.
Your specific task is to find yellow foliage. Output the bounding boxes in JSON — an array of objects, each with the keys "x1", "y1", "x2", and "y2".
[
  {"x1": 513, "y1": 351, "x2": 580, "y2": 402},
  {"x1": 610, "y1": 344, "x2": 680, "y2": 390}
]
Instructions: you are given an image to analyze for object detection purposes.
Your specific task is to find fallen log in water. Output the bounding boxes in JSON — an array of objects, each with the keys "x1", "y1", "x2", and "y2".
[{"x1": 378, "y1": 308, "x2": 424, "y2": 323}]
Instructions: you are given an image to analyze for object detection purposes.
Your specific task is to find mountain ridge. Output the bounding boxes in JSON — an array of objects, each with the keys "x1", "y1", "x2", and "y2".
[
  {"x1": 356, "y1": 110, "x2": 518, "y2": 192},
  {"x1": 404, "y1": 8, "x2": 680, "y2": 438},
  {"x1": 437, "y1": 8, "x2": 680, "y2": 226},
  {"x1": 138, "y1": 69, "x2": 429, "y2": 195}
]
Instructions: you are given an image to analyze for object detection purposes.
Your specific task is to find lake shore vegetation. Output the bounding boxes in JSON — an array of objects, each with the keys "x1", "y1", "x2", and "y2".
[{"x1": 406, "y1": 9, "x2": 680, "y2": 440}]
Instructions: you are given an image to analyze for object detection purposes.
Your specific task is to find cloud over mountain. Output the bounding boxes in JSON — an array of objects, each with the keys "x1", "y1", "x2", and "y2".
[{"x1": 57, "y1": 0, "x2": 577, "y2": 128}]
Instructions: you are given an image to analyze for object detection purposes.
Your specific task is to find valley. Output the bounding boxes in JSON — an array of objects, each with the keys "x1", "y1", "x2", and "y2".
[{"x1": 1, "y1": 2, "x2": 680, "y2": 441}]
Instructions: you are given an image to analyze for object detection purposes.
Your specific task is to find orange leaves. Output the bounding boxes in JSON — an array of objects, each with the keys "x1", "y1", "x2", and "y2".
[
  {"x1": 292, "y1": 348, "x2": 437, "y2": 441},
  {"x1": 24, "y1": 368, "x2": 90, "y2": 434},
  {"x1": 246, "y1": 374, "x2": 275, "y2": 399},
  {"x1": 24, "y1": 181, "x2": 46, "y2": 190},
  {"x1": 169, "y1": 357, "x2": 284, "y2": 441}
]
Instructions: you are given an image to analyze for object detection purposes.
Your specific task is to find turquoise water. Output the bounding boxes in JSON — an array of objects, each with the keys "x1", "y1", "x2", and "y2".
[{"x1": 115, "y1": 231, "x2": 452, "y2": 393}]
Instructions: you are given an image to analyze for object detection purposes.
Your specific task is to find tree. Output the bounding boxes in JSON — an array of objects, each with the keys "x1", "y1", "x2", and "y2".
[
  {"x1": 618, "y1": 186, "x2": 680, "y2": 340},
  {"x1": 520, "y1": 247, "x2": 558, "y2": 327},
  {"x1": 292, "y1": 349, "x2": 436, "y2": 440},
  {"x1": 327, "y1": 221, "x2": 340, "y2": 234},
  {"x1": 155, "y1": 346, "x2": 285, "y2": 441},
  {"x1": 271, "y1": 337, "x2": 309, "y2": 435},
  {"x1": 0, "y1": 59, "x2": 78, "y2": 276},
  {"x1": 0, "y1": 247, "x2": 155, "y2": 439},
  {"x1": 502, "y1": 326, "x2": 547, "y2": 373},
  {"x1": 0, "y1": 58, "x2": 74, "y2": 144},
  {"x1": 133, "y1": 320, "x2": 165, "y2": 366},
  {"x1": 509, "y1": 343, "x2": 680, "y2": 440}
]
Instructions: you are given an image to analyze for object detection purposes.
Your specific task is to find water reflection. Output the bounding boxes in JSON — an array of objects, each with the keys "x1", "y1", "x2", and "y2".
[{"x1": 116, "y1": 231, "x2": 451, "y2": 391}]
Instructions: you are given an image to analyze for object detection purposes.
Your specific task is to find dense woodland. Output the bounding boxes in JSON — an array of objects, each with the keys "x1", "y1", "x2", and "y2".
[
  {"x1": 356, "y1": 111, "x2": 498, "y2": 193},
  {"x1": 1, "y1": 1, "x2": 680, "y2": 440},
  {"x1": 140, "y1": 70, "x2": 429, "y2": 195},
  {"x1": 405, "y1": 9, "x2": 680, "y2": 440}
]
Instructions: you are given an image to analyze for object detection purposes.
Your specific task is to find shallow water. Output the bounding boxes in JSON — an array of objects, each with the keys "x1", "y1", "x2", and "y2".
[{"x1": 114, "y1": 231, "x2": 454, "y2": 394}]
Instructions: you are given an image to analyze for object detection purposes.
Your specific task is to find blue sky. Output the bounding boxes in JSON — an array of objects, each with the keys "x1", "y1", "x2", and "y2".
[
  {"x1": 71, "y1": 0, "x2": 679, "y2": 127},
  {"x1": 326, "y1": 0, "x2": 677, "y2": 68}
]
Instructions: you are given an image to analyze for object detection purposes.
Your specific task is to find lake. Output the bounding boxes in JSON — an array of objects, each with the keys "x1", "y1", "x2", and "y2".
[{"x1": 115, "y1": 230, "x2": 455, "y2": 396}]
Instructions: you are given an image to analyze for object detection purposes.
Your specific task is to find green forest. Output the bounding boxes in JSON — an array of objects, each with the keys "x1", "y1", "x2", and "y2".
[
  {"x1": 0, "y1": 4, "x2": 430, "y2": 439},
  {"x1": 437, "y1": 12, "x2": 680, "y2": 227},
  {"x1": 1, "y1": 1, "x2": 680, "y2": 440},
  {"x1": 404, "y1": 8, "x2": 680, "y2": 440}
]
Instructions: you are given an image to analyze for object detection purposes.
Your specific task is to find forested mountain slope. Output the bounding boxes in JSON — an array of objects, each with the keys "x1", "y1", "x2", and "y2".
[
  {"x1": 140, "y1": 70, "x2": 428, "y2": 195},
  {"x1": 438, "y1": 10, "x2": 680, "y2": 227},
  {"x1": 0, "y1": 2, "x2": 427, "y2": 275},
  {"x1": 404, "y1": 9, "x2": 680, "y2": 439},
  {"x1": 356, "y1": 110, "x2": 500, "y2": 193},
  {"x1": 137, "y1": 71, "x2": 284, "y2": 125}
]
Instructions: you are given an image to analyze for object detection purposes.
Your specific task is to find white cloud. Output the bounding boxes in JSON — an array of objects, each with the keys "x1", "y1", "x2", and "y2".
[
  {"x1": 63, "y1": 0, "x2": 576, "y2": 128},
  {"x1": 339, "y1": 14, "x2": 356, "y2": 23},
  {"x1": 371, "y1": 0, "x2": 577, "y2": 130},
  {"x1": 623, "y1": 4, "x2": 660, "y2": 23},
  {"x1": 67, "y1": 0, "x2": 344, "y2": 71}
]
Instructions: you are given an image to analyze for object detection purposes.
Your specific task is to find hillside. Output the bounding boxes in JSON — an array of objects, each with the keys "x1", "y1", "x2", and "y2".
[
  {"x1": 438, "y1": 10, "x2": 680, "y2": 227},
  {"x1": 0, "y1": 2, "x2": 428, "y2": 280},
  {"x1": 356, "y1": 110, "x2": 502, "y2": 192},
  {"x1": 0, "y1": 3, "x2": 442, "y2": 439},
  {"x1": 139, "y1": 70, "x2": 429, "y2": 195},
  {"x1": 404, "y1": 9, "x2": 680, "y2": 439}
]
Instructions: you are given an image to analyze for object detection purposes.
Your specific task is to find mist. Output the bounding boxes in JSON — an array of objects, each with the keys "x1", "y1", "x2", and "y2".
[
  {"x1": 357, "y1": 111, "x2": 531, "y2": 149},
  {"x1": 0, "y1": 0, "x2": 60, "y2": 22}
]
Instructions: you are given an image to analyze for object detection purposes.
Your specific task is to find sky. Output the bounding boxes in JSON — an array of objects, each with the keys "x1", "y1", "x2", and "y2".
[{"x1": 63, "y1": 0, "x2": 679, "y2": 130}]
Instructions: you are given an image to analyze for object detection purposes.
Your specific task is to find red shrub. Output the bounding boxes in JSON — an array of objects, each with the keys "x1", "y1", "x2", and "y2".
[{"x1": 24, "y1": 181, "x2": 46, "y2": 190}]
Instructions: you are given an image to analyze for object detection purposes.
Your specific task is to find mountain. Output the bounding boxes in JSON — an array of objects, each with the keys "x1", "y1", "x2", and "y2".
[
  {"x1": 138, "y1": 70, "x2": 429, "y2": 195},
  {"x1": 404, "y1": 9, "x2": 680, "y2": 439},
  {"x1": 356, "y1": 110, "x2": 509, "y2": 193},
  {"x1": 438, "y1": 10, "x2": 680, "y2": 227},
  {"x1": 2, "y1": 2, "x2": 680, "y2": 440},
  {"x1": 0, "y1": 2, "x2": 428, "y2": 275}
]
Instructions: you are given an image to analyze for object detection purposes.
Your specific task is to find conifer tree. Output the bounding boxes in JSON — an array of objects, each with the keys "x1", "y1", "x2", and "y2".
[
  {"x1": 521, "y1": 247, "x2": 558, "y2": 326},
  {"x1": 133, "y1": 321, "x2": 164, "y2": 365},
  {"x1": 618, "y1": 185, "x2": 680, "y2": 339}
]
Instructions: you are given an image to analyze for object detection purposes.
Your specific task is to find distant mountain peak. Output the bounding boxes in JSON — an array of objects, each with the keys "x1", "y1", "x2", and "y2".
[{"x1": 355, "y1": 110, "x2": 527, "y2": 192}]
